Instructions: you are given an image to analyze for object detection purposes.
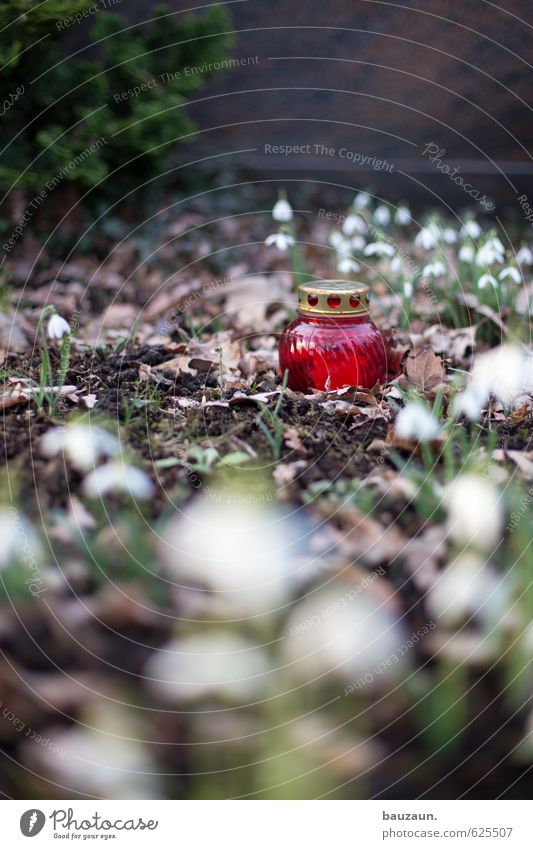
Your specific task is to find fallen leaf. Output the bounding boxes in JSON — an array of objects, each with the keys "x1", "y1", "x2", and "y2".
[
  {"x1": 283, "y1": 426, "x2": 308, "y2": 454},
  {"x1": 405, "y1": 346, "x2": 444, "y2": 392}
]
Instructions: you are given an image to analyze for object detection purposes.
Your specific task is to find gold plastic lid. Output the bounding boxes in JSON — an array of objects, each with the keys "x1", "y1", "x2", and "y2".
[{"x1": 297, "y1": 280, "x2": 370, "y2": 316}]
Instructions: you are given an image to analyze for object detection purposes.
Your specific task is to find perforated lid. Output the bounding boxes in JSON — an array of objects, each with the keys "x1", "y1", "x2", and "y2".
[{"x1": 297, "y1": 281, "x2": 370, "y2": 316}]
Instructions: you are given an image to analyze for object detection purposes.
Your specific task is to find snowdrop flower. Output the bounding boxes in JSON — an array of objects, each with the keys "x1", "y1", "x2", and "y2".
[
  {"x1": 390, "y1": 255, "x2": 403, "y2": 275},
  {"x1": 329, "y1": 231, "x2": 349, "y2": 250},
  {"x1": 395, "y1": 205, "x2": 411, "y2": 226},
  {"x1": 470, "y1": 345, "x2": 527, "y2": 405},
  {"x1": 444, "y1": 475, "x2": 503, "y2": 552},
  {"x1": 499, "y1": 266, "x2": 521, "y2": 284},
  {"x1": 461, "y1": 220, "x2": 482, "y2": 240},
  {"x1": 395, "y1": 402, "x2": 441, "y2": 441},
  {"x1": 282, "y1": 576, "x2": 407, "y2": 686},
  {"x1": 516, "y1": 246, "x2": 533, "y2": 265},
  {"x1": 159, "y1": 491, "x2": 306, "y2": 617},
  {"x1": 442, "y1": 227, "x2": 458, "y2": 245},
  {"x1": 476, "y1": 236, "x2": 505, "y2": 267},
  {"x1": 265, "y1": 231, "x2": 295, "y2": 252},
  {"x1": 27, "y1": 704, "x2": 161, "y2": 799},
  {"x1": 452, "y1": 389, "x2": 485, "y2": 421},
  {"x1": 144, "y1": 633, "x2": 271, "y2": 704},
  {"x1": 82, "y1": 461, "x2": 154, "y2": 500},
  {"x1": 354, "y1": 191, "x2": 371, "y2": 209},
  {"x1": 350, "y1": 234, "x2": 366, "y2": 252},
  {"x1": 427, "y1": 552, "x2": 509, "y2": 628},
  {"x1": 459, "y1": 244, "x2": 475, "y2": 262},
  {"x1": 342, "y1": 214, "x2": 366, "y2": 236},
  {"x1": 363, "y1": 241, "x2": 395, "y2": 258},
  {"x1": 373, "y1": 205, "x2": 391, "y2": 226},
  {"x1": 0, "y1": 509, "x2": 43, "y2": 570},
  {"x1": 272, "y1": 196, "x2": 293, "y2": 222},
  {"x1": 337, "y1": 256, "x2": 360, "y2": 274},
  {"x1": 47, "y1": 313, "x2": 71, "y2": 340},
  {"x1": 415, "y1": 224, "x2": 440, "y2": 250},
  {"x1": 477, "y1": 273, "x2": 498, "y2": 289},
  {"x1": 41, "y1": 424, "x2": 120, "y2": 472},
  {"x1": 453, "y1": 345, "x2": 529, "y2": 418},
  {"x1": 422, "y1": 260, "x2": 447, "y2": 278},
  {"x1": 403, "y1": 280, "x2": 414, "y2": 298}
]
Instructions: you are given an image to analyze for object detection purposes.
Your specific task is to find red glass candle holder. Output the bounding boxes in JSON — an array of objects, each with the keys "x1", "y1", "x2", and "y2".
[{"x1": 279, "y1": 281, "x2": 388, "y2": 392}]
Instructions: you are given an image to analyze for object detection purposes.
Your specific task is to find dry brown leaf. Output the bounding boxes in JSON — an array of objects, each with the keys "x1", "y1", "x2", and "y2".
[
  {"x1": 283, "y1": 425, "x2": 308, "y2": 455},
  {"x1": 273, "y1": 460, "x2": 308, "y2": 487},
  {"x1": 405, "y1": 346, "x2": 444, "y2": 392},
  {"x1": 492, "y1": 449, "x2": 533, "y2": 478},
  {"x1": 154, "y1": 355, "x2": 197, "y2": 377},
  {"x1": 423, "y1": 324, "x2": 477, "y2": 364}
]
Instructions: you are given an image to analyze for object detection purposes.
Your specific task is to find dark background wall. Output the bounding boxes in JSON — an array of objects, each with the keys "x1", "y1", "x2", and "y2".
[{"x1": 117, "y1": 1, "x2": 533, "y2": 207}]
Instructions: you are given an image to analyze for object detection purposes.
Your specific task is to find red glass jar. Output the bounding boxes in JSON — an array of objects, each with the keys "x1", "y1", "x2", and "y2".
[{"x1": 279, "y1": 281, "x2": 388, "y2": 391}]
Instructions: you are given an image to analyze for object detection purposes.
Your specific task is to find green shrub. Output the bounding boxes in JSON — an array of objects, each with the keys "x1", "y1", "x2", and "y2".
[{"x1": 0, "y1": 1, "x2": 232, "y2": 202}]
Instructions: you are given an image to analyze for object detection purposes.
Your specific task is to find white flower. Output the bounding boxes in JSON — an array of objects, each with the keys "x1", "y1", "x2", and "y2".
[
  {"x1": 144, "y1": 633, "x2": 271, "y2": 704},
  {"x1": 354, "y1": 191, "x2": 371, "y2": 209},
  {"x1": 476, "y1": 237, "x2": 505, "y2": 267},
  {"x1": 452, "y1": 388, "x2": 485, "y2": 421},
  {"x1": 390, "y1": 255, "x2": 403, "y2": 274},
  {"x1": 363, "y1": 241, "x2": 395, "y2": 258},
  {"x1": 26, "y1": 704, "x2": 161, "y2": 799},
  {"x1": 41, "y1": 424, "x2": 120, "y2": 472},
  {"x1": 459, "y1": 244, "x2": 475, "y2": 262},
  {"x1": 337, "y1": 256, "x2": 360, "y2": 274},
  {"x1": 427, "y1": 552, "x2": 509, "y2": 628},
  {"x1": 444, "y1": 475, "x2": 503, "y2": 552},
  {"x1": 342, "y1": 214, "x2": 366, "y2": 236},
  {"x1": 272, "y1": 197, "x2": 293, "y2": 222},
  {"x1": 265, "y1": 232, "x2": 295, "y2": 252},
  {"x1": 470, "y1": 345, "x2": 527, "y2": 406},
  {"x1": 282, "y1": 577, "x2": 407, "y2": 687},
  {"x1": 373, "y1": 205, "x2": 391, "y2": 226},
  {"x1": 159, "y1": 492, "x2": 307, "y2": 617},
  {"x1": 82, "y1": 461, "x2": 154, "y2": 500},
  {"x1": 47, "y1": 313, "x2": 70, "y2": 340},
  {"x1": 395, "y1": 403, "x2": 441, "y2": 441},
  {"x1": 499, "y1": 266, "x2": 521, "y2": 284},
  {"x1": 454, "y1": 345, "x2": 530, "y2": 418},
  {"x1": 461, "y1": 220, "x2": 482, "y2": 240},
  {"x1": 350, "y1": 234, "x2": 366, "y2": 252},
  {"x1": 477, "y1": 273, "x2": 498, "y2": 289},
  {"x1": 516, "y1": 246, "x2": 533, "y2": 265},
  {"x1": 422, "y1": 260, "x2": 447, "y2": 278},
  {"x1": 395, "y1": 205, "x2": 411, "y2": 226},
  {"x1": 0, "y1": 509, "x2": 43, "y2": 571},
  {"x1": 403, "y1": 281, "x2": 413, "y2": 298},
  {"x1": 329, "y1": 231, "x2": 349, "y2": 251},
  {"x1": 415, "y1": 224, "x2": 440, "y2": 250},
  {"x1": 442, "y1": 227, "x2": 458, "y2": 245}
]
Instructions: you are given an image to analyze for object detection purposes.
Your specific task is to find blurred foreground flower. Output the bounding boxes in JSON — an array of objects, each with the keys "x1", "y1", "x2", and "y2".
[
  {"x1": 282, "y1": 574, "x2": 406, "y2": 688},
  {"x1": 444, "y1": 474, "x2": 503, "y2": 552},
  {"x1": 427, "y1": 551, "x2": 510, "y2": 628},
  {"x1": 395, "y1": 402, "x2": 441, "y2": 441},
  {"x1": 145, "y1": 633, "x2": 271, "y2": 704},
  {"x1": 41, "y1": 424, "x2": 120, "y2": 472},
  {"x1": 0, "y1": 508, "x2": 43, "y2": 569},
  {"x1": 453, "y1": 345, "x2": 532, "y2": 419},
  {"x1": 159, "y1": 489, "x2": 310, "y2": 617},
  {"x1": 25, "y1": 704, "x2": 161, "y2": 799},
  {"x1": 82, "y1": 461, "x2": 154, "y2": 499}
]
